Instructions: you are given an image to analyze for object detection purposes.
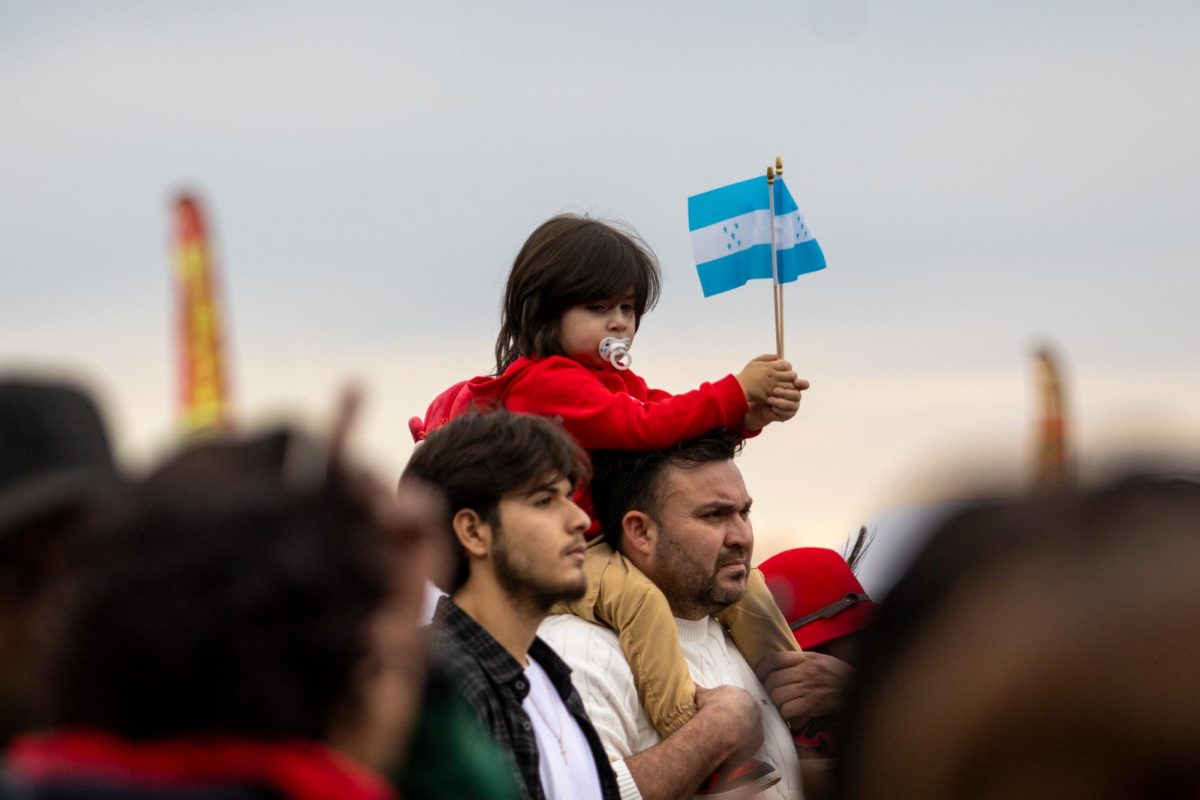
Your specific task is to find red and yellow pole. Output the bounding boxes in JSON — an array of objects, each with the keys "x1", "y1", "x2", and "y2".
[
  {"x1": 172, "y1": 193, "x2": 231, "y2": 433},
  {"x1": 1033, "y1": 345, "x2": 1069, "y2": 487}
]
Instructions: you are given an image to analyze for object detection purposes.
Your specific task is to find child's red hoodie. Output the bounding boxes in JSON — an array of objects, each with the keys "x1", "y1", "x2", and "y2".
[{"x1": 410, "y1": 355, "x2": 749, "y2": 537}]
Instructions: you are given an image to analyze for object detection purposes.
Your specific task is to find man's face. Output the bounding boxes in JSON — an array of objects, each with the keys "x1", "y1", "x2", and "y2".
[
  {"x1": 491, "y1": 474, "x2": 590, "y2": 612},
  {"x1": 646, "y1": 459, "x2": 754, "y2": 620}
]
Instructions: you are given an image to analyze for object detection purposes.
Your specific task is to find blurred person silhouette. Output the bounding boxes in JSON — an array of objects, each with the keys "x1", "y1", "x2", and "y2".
[
  {"x1": 0, "y1": 378, "x2": 120, "y2": 748},
  {"x1": 835, "y1": 476, "x2": 1200, "y2": 800},
  {"x1": 759, "y1": 533, "x2": 878, "y2": 799},
  {"x1": 2, "y1": 417, "x2": 444, "y2": 800},
  {"x1": 760, "y1": 534, "x2": 878, "y2": 744},
  {"x1": 392, "y1": 659, "x2": 521, "y2": 800}
]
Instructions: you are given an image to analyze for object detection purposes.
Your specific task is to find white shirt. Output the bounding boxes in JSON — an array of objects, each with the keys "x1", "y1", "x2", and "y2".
[
  {"x1": 418, "y1": 581, "x2": 447, "y2": 625},
  {"x1": 522, "y1": 658, "x2": 604, "y2": 800},
  {"x1": 539, "y1": 614, "x2": 803, "y2": 800}
]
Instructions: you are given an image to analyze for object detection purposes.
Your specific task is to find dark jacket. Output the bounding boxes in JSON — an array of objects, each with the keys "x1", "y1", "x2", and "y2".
[{"x1": 432, "y1": 597, "x2": 620, "y2": 800}]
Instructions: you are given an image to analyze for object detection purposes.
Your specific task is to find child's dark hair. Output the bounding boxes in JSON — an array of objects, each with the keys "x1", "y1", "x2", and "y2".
[{"x1": 493, "y1": 214, "x2": 662, "y2": 374}]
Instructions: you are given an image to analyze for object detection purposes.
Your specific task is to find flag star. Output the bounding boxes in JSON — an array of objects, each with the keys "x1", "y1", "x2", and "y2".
[
  {"x1": 734, "y1": 222, "x2": 740, "y2": 230},
  {"x1": 723, "y1": 226, "x2": 728, "y2": 233}
]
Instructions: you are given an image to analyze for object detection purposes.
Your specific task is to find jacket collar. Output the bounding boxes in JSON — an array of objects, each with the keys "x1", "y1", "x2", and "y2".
[{"x1": 434, "y1": 596, "x2": 576, "y2": 701}]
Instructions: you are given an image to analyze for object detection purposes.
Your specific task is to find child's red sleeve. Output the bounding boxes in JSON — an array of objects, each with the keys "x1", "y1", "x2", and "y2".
[{"x1": 504, "y1": 358, "x2": 749, "y2": 450}]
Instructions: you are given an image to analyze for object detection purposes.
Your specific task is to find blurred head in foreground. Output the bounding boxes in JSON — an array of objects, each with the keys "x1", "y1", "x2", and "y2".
[
  {"x1": 0, "y1": 377, "x2": 119, "y2": 744},
  {"x1": 837, "y1": 476, "x2": 1200, "y2": 800},
  {"x1": 7, "y1": 426, "x2": 442, "y2": 799}
]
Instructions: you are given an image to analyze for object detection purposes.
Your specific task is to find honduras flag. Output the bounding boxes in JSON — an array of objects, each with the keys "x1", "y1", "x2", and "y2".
[{"x1": 688, "y1": 176, "x2": 826, "y2": 297}]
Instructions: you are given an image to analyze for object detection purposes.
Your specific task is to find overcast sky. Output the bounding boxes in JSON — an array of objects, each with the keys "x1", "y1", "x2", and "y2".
[{"x1": 3, "y1": 0, "x2": 1198, "y2": 560}]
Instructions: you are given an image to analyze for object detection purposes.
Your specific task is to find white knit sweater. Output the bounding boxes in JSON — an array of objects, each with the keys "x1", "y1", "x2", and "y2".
[{"x1": 539, "y1": 614, "x2": 803, "y2": 800}]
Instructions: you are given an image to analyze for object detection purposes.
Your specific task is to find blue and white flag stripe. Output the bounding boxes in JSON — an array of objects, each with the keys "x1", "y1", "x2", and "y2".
[
  {"x1": 695, "y1": 240, "x2": 826, "y2": 297},
  {"x1": 687, "y1": 176, "x2": 826, "y2": 297},
  {"x1": 687, "y1": 176, "x2": 798, "y2": 231}
]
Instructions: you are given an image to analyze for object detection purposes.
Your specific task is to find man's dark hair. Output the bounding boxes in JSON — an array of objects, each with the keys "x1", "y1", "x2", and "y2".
[
  {"x1": 402, "y1": 410, "x2": 590, "y2": 592},
  {"x1": 591, "y1": 430, "x2": 744, "y2": 552},
  {"x1": 493, "y1": 214, "x2": 662, "y2": 374},
  {"x1": 48, "y1": 430, "x2": 392, "y2": 742}
]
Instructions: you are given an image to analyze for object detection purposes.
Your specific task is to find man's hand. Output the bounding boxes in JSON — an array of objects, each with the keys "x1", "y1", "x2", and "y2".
[
  {"x1": 624, "y1": 684, "x2": 765, "y2": 800},
  {"x1": 756, "y1": 651, "x2": 851, "y2": 728},
  {"x1": 694, "y1": 684, "x2": 764, "y2": 759}
]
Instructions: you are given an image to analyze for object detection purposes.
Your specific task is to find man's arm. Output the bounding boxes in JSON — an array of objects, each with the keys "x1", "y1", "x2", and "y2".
[
  {"x1": 539, "y1": 617, "x2": 765, "y2": 800},
  {"x1": 623, "y1": 685, "x2": 763, "y2": 800}
]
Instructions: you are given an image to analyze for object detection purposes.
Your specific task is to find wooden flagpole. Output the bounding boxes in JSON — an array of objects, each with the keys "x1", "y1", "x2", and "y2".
[
  {"x1": 767, "y1": 161, "x2": 783, "y2": 357},
  {"x1": 775, "y1": 156, "x2": 785, "y2": 358}
]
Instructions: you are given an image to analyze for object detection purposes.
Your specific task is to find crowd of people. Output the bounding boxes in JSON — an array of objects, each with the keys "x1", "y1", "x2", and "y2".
[{"x1": 3, "y1": 214, "x2": 1198, "y2": 799}]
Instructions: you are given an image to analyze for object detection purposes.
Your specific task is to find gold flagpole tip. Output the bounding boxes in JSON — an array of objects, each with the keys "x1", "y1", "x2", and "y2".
[
  {"x1": 775, "y1": 155, "x2": 783, "y2": 174},
  {"x1": 767, "y1": 165, "x2": 775, "y2": 183}
]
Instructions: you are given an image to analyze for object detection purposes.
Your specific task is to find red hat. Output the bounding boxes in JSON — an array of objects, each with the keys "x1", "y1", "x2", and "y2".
[{"x1": 759, "y1": 547, "x2": 878, "y2": 650}]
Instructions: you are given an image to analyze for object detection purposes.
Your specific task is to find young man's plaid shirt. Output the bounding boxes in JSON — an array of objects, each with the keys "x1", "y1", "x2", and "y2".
[{"x1": 432, "y1": 597, "x2": 620, "y2": 800}]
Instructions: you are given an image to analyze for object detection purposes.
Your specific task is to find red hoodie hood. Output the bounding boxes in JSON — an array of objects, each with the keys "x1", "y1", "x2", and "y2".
[{"x1": 409, "y1": 357, "x2": 539, "y2": 442}]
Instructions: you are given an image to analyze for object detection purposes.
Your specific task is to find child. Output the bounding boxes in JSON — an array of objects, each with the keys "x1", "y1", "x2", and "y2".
[{"x1": 411, "y1": 214, "x2": 806, "y2": 795}]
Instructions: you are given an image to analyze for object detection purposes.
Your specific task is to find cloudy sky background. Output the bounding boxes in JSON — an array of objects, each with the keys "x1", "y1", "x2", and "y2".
[{"x1": 3, "y1": 1, "x2": 1198, "y2": 571}]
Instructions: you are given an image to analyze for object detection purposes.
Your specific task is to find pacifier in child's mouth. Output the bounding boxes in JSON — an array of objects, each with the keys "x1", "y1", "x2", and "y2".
[{"x1": 598, "y1": 337, "x2": 633, "y2": 370}]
